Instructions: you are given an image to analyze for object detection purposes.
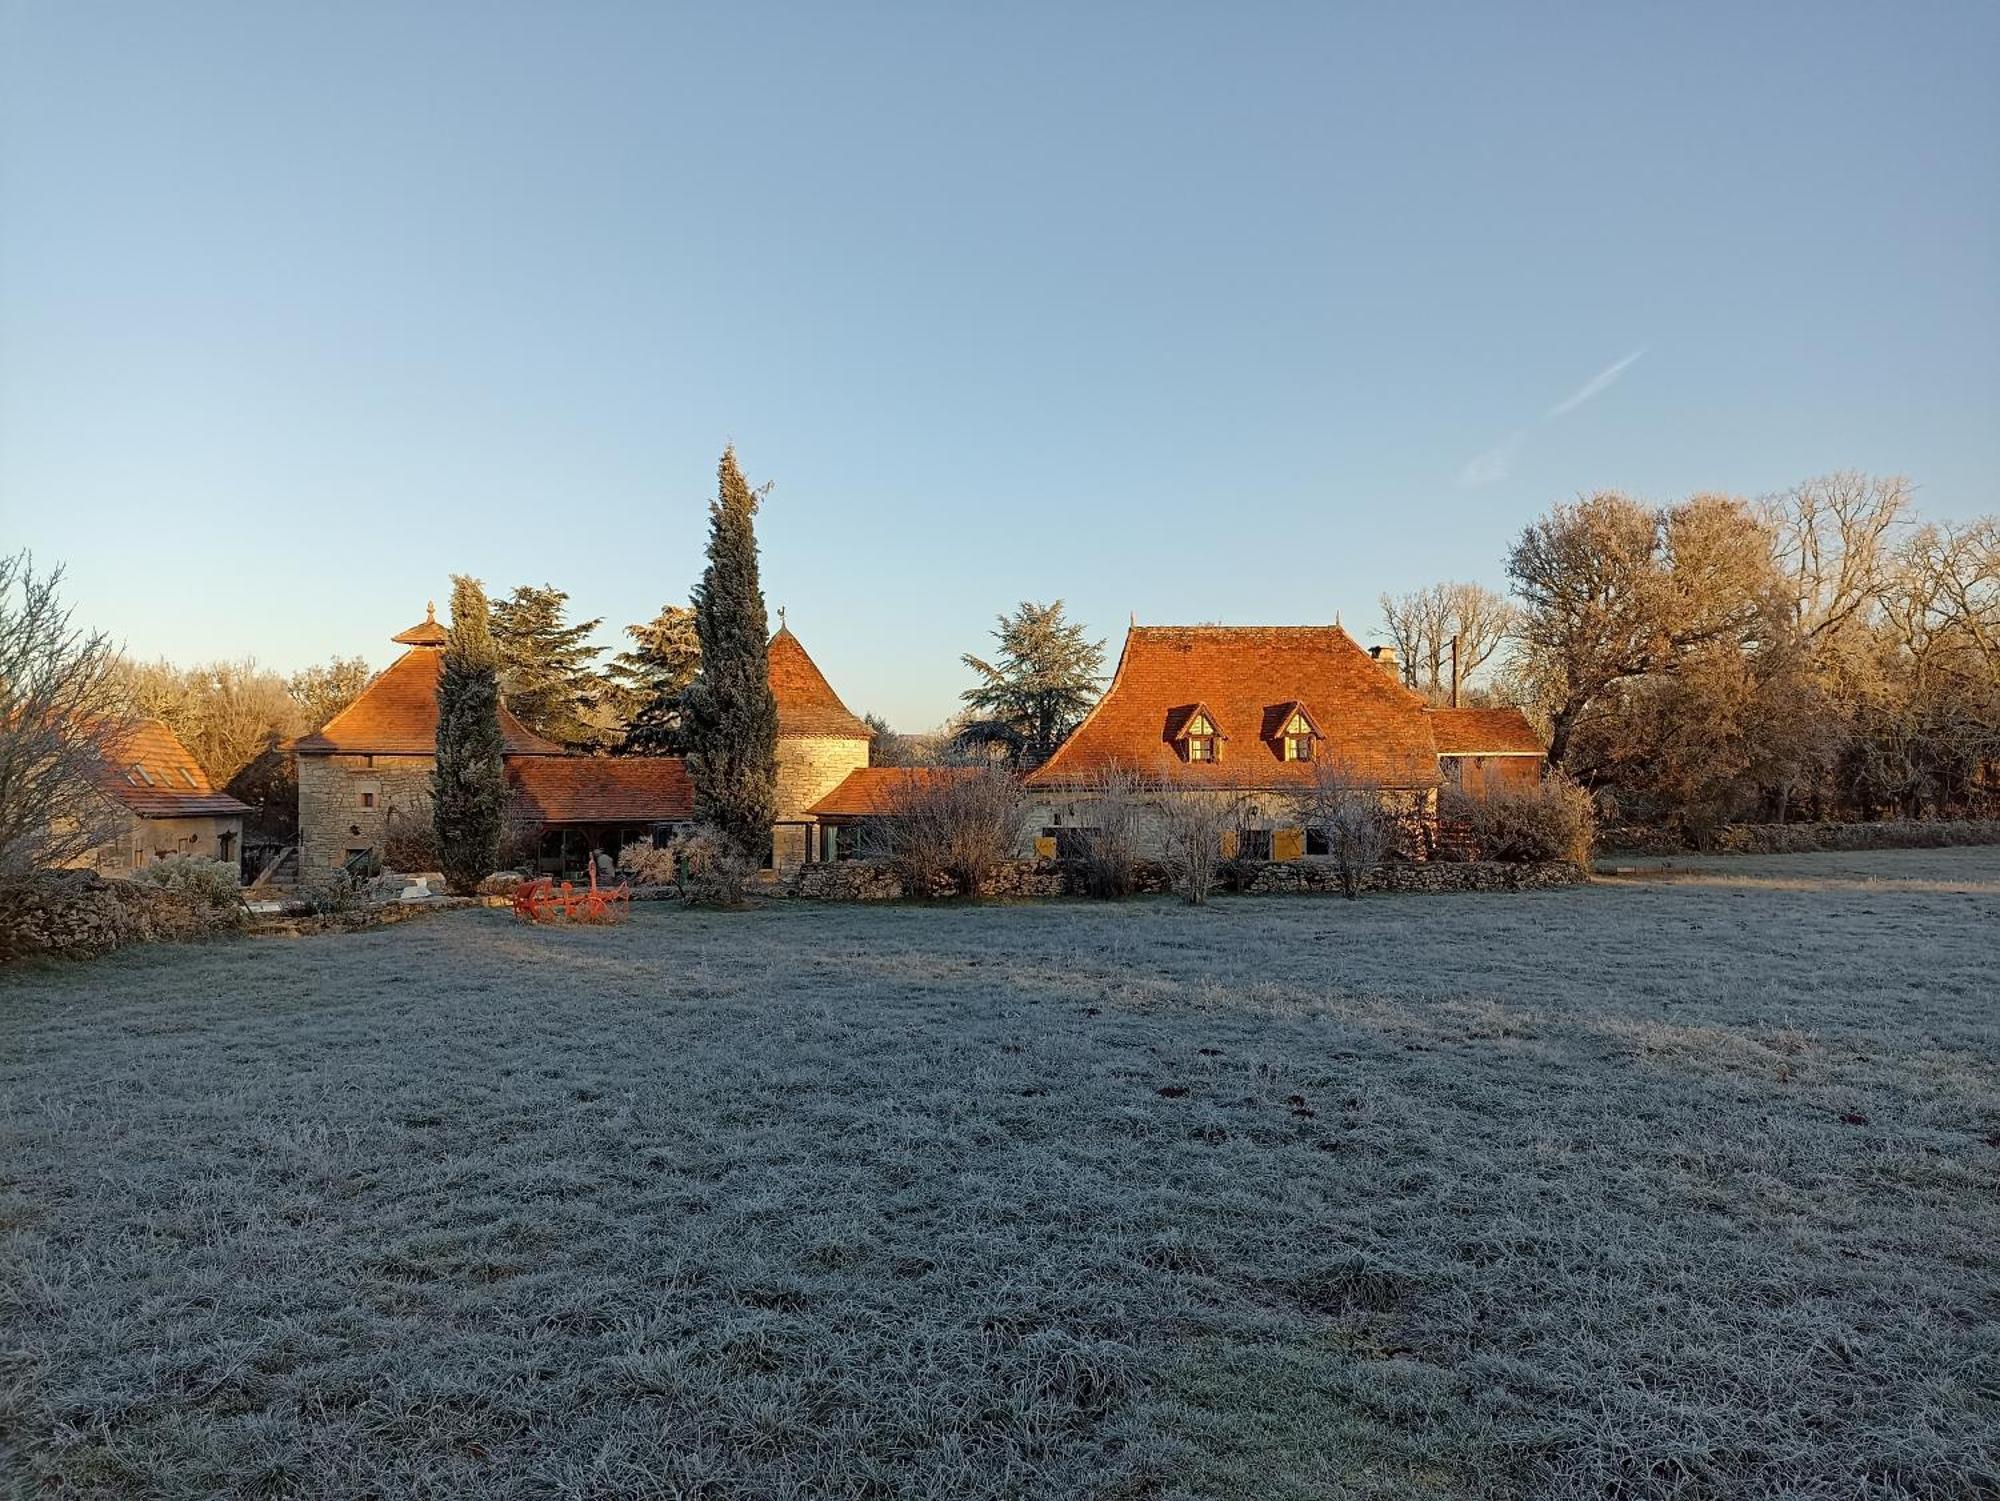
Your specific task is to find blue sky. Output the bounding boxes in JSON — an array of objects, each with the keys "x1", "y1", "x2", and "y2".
[{"x1": 3, "y1": 2, "x2": 1994, "y2": 729}]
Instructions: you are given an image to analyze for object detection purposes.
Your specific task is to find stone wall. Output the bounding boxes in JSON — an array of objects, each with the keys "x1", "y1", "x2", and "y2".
[
  {"x1": 0, "y1": 869, "x2": 242, "y2": 963},
  {"x1": 774, "y1": 734, "x2": 870, "y2": 821},
  {"x1": 1019, "y1": 786, "x2": 1438, "y2": 862},
  {"x1": 74, "y1": 807, "x2": 244, "y2": 875},
  {"x1": 786, "y1": 855, "x2": 1584, "y2": 902},
  {"x1": 297, "y1": 753, "x2": 436, "y2": 874}
]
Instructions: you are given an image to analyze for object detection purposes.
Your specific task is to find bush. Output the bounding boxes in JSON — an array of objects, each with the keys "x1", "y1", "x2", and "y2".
[
  {"x1": 302, "y1": 870, "x2": 368, "y2": 916},
  {"x1": 617, "y1": 839, "x2": 681, "y2": 886},
  {"x1": 674, "y1": 826, "x2": 757, "y2": 908},
  {"x1": 1157, "y1": 795, "x2": 1235, "y2": 906},
  {"x1": 382, "y1": 809, "x2": 442, "y2": 873},
  {"x1": 132, "y1": 855, "x2": 244, "y2": 916},
  {"x1": 1447, "y1": 774, "x2": 1595, "y2": 865},
  {"x1": 1073, "y1": 767, "x2": 1148, "y2": 900},
  {"x1": 1293, "y1": 764, "x2": 1394, "y2": 899},
  {"x1": 869, "y1": 769, "x2": 1026, "y2": 898}
]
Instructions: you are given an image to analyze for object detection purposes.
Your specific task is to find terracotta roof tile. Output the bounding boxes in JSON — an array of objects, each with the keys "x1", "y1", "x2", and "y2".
[
  {"x1": 1427, "y1": 707, "x2": 1546, "y2": 756},
  {"x1": 507, "y1": 757, "x2": 694, "y2": 824},
  {"x1": 291, "y1": 647, "x2": 564, "y2": 756},
  {"x1": 95, "y1": 720, "x2": 252, "y2": 817},
  {"x1": 806, "y1": 765, "x2": 986, "y2": 818},
  {"x1": 769, "y1": 627, "x2": 872, "y2": 740},
  {"x1": 1025, "y1": 625, "x2": 1443, "y2": 791}
]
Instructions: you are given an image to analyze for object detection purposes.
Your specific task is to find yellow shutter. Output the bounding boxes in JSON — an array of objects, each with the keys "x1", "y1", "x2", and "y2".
[
  {"x1": 1033, "y1": 835, "x2": 1058, "y2": 860},
  {"x1": 1219, "y1": 829, "x2": 1238, "y2": 860},
  {"x1": 1272, "y1": 827, "x2": 1305, "y2": 862}
]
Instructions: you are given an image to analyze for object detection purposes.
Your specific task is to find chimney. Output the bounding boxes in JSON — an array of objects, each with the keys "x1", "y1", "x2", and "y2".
[{"x1": 1369, "y1": 644, "x2": 1400, "y2": 679}]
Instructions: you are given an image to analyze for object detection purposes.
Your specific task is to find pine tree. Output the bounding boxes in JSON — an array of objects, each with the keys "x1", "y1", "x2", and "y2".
[
  {"x1": 489, "y1": 584, "x2": 604, "y2": 748},
  {"x1": 433, "y1": 575, "x2": 508, "y2": 894},
  {"x1": 956, "y1": 601, "x2": 1105, "y2": 767},
  {"x1": 681, "y1": 447, "x2": 778, "y2": 858},
  {"x1": 609, "y1": 603, "x2": 701, "y2": 754}
]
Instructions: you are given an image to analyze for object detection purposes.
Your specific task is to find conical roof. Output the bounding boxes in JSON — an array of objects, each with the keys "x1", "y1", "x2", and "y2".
[
  {"x1": 768, "y1": 626, "x2": 872, "y2": 740},
  {"x1": 391, "y1": 601, "x2": 449, "y2": 647},
  {"x1": 291, "y1": 605, "x2": 564, "y2": 756}
]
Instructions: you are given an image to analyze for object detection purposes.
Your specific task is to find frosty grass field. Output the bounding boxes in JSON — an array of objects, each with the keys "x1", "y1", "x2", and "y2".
[{"x1": 3, "y1": 849, "x2": 1996, "y2": 1499}]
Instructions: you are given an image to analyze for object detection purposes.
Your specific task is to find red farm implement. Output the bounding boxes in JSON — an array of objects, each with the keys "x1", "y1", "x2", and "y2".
[{"x1": 510, "y1": 866, "x2": 632, "y2": 924}]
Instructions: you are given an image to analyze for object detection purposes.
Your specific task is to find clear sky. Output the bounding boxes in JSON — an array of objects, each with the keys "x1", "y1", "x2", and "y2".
[{"x1": 3, "y1": 2, "x2": 1995, "y2": 729}]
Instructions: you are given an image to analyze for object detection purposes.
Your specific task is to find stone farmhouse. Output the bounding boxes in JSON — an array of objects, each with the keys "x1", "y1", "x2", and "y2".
[
  {"x1": 291, "y1": 606, "x2": 872, "y2": 876},
  {"x1": 1020, "y1": 623, "x2": 1544, "y2": 858},
  {"x1": 77, "y1": 719, "x2": 251, "y2": 873},
  {"x1": 291, "y1": 608, "x2": 1546, "y2": 879}
]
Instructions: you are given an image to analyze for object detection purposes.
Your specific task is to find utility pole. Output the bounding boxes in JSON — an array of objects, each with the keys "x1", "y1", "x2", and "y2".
[{"x1": 1449, "y1": 633, "x2": 1461, "y2": 708}]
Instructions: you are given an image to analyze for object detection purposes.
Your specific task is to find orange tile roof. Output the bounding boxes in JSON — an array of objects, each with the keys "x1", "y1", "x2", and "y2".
[
  {"x1": 1427, "y1": 707, "x2": 1546, "y2": 756},
  {"x1": 806, "y1": 765, "x2": 987, "y2": 818},
  {"x1": 769, "y1": 627, "x2": 872, "y2": 740},
  {"x1": 1025, "y1": 625, "x2": 1443, "y2": 791},
  {"x1": 507, "y1": 757, "x2": 694, "y2": 824},
  {"x1": 95, "y1": 719, "x2": 252, "y2": 818},
  {"x1": 291, "y1": 647, "x2": 565, "y2": 756}
]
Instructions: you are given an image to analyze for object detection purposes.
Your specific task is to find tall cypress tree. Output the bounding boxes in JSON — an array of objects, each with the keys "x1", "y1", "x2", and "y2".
[
  {"x1": 682, "y1": 447, "x2": 778, "y2": 858},
  {"x1": 433, "y1": 574, "x2": 508, "y2": 894}
]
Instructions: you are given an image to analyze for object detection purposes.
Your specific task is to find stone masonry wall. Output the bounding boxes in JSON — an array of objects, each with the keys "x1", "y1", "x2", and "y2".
[
  {"x1": 774, "y1": 735, "x2": 871, "y2": 821},
  {"x1": 786, "y1": 856, "x2": 1584, "y2": 902},
  {"x1": 298, "y1": 754, "x2": 435, "y2": 874}
]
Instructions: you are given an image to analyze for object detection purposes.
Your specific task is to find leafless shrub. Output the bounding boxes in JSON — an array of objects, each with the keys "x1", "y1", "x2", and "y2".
[
  {"x1": 131, "y1": 855, "x2": 244, "y2": 917},
  {"x1": 617, "y1": 838, "x2": 681, "y2": 886},
  {"x1": 1158, "y1": 793, "x2": 1237, "y2": 906},
  {"x1": 0, "y1": 552, "x2": 128, "y2": 879},
  {"x1": 868, "y1": 768, "x2": 1026, "y2": 897},
  {"x1": 1294, "y1": 762, "x2": 1391, "y2": 899},
  {"x1": 382, "y1": 804, "x2": 442, "y2": 873},
  {"x1": 1446, "y1": 774, "x2": 1595, "y2": 865},
  {"x1": 1074, "y1": 765, "x2": 1150, "y2": 899},
  {"x1": 674, "y1": 824, "x2": 757, "y2": 908}
]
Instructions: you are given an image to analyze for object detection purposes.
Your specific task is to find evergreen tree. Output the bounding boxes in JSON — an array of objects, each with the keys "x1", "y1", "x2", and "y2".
[
  {"x1": 956, "y1": 601, "x2": 1105, "y2": 767},
  {"x1": 681, "y1": 447, "x2": 778, "y2": 858},
  {"x1": 489, "y1": 584, "x2": 604, "y2": 747},
  {"x1": 609, "y1": 603, "x2": 701, "y2": 754},
  {"x1": 433, "y1": 575, "x2": 508, "y2": 894}
]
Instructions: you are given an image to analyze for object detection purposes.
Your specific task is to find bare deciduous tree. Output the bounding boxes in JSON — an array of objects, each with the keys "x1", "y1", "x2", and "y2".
[
  {"x1": 1073, "y1": 764, "x2": 1150, "y2": 899},
  {"x1": 0, "y1": 552, "x2": 127, "y2": 877},
  {"x1": 1377, "y1": 582, "x2": 1516, "y2": 701},
  {"x1": 869, "y1": 767, "x2": 1027, "y2": 897},
  {"x1": 1292, "y1": 761, "x2": 1392, "y2": 899},
  {"x1": 1157, "y1": 791, "x2": 1237, "y2": 906}
]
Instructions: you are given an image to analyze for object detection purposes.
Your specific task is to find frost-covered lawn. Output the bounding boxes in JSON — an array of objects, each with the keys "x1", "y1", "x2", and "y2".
[{"x1": 3, "y1": 852, "x2": 1996, "y2": 1500}]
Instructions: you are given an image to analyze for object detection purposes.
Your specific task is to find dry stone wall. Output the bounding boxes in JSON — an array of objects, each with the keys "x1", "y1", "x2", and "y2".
[{"x1": 786, "y1": 856, "x2": 1584, "y2": 902}]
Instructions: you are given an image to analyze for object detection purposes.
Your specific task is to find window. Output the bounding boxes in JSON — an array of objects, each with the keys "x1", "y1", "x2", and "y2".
[
  {"x1": 217, "y1": 831, "x2": 236, "y2": 863},
  {"x1": 1178, "y1": 710, "x2": 1220, "y2": 764},
  {"x1": 1279, "y1": 711, "x2": 1316, "y2": 762},
  {"x1": 1238, "y1": 829, "x2": 1273, "y2": 860},
  {"x1": 1305, "y1": 826, "x2": 1330, "y2": 857},
  {"x1": 359, "y1": 790, "x2": 377, "y2": 809}
]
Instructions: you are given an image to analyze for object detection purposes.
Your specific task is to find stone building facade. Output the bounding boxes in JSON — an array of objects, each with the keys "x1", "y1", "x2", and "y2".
[
  {"x1": 1020, "y1": 624, "x2": 1546, "y2": 859},
  {"x1": 290, "y1": 607, "x2": 565, "y2": 875},
  {"x1": 766, "y1": 625, "x2": 873, "y2": 869},
  {"x1": 292, "y1": 609, "x2": 872, "y2": 876},
  {"x1": 75, "y1": 719, "x2": 251, "y2": 876}
]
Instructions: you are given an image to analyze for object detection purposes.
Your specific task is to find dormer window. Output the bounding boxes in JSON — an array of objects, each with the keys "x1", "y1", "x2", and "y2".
[
  {"x1": 1265, "y1": 701, "x2": 1323, "y2": 762},
  {"x1": 1282, "y1": 712, "x2": 1315, "y2": 762},
  {"x1": 1168, "y1": 705, "x2": 1225, "y2": 764}
]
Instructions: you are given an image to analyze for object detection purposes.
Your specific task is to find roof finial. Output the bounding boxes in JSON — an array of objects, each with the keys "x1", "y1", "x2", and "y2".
[
  {"x1": 1130, "y1": 610, "x2": 1137, "y2": 627},
  {"x1": 426, "y1": 600, "x2": 436, "y2": 623},
  {"x1": 778, "y1": 604, "x2": 787, "y2": 628}
]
